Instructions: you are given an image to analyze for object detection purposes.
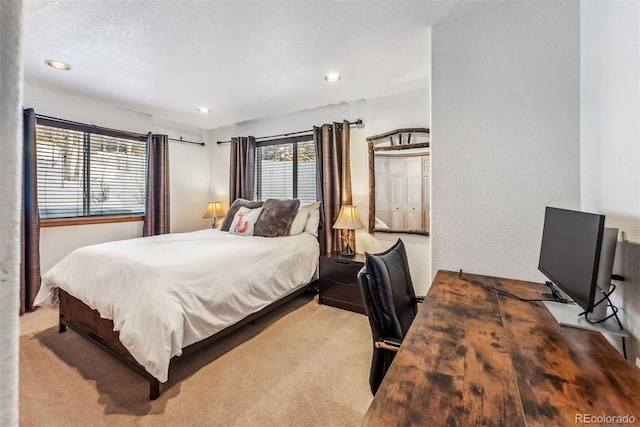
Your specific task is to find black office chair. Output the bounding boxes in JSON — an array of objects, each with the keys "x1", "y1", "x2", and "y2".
[{"x1": 357, "y1": 239, "x2": 423, "y2": 395}]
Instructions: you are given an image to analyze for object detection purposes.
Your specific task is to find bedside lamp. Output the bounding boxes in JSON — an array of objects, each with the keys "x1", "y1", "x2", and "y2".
[
  {"x1": 333, "y1": 205, "x2": 364, "y2": 256},
  {"x1": 202, "y1": 202, "x2": 225, "y2": 228}
]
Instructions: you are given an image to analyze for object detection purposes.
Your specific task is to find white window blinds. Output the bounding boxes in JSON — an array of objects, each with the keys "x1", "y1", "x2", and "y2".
[
  {"x1": 36, "y1": 124, "x2": 147, "y2": 219},
  {"x1": 254, "y1": 139, "x2": 316, "y2": 204}
]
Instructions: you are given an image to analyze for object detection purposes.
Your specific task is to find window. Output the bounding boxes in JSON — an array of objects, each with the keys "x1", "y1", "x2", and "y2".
[
  {"x1": 253, "y1": 138, "x2": 316, "y2": 204},
  {"x1": 36, "y1": 120, "x2": 147, "y2": 221}
]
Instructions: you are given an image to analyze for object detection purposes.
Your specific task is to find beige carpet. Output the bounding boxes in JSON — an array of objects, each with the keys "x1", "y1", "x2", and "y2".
[{"x1": 19, "y1": 293, "x2": 373, "y2": 426}]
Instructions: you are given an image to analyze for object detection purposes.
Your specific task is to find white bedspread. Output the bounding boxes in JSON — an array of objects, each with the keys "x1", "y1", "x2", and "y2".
[{"x1": 34, "y1": 229, "x2": 319, "y2": 382}]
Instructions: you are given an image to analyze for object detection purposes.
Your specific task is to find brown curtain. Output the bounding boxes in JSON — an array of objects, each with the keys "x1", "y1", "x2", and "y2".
[
  {"x1": 143, "y1": 133, "x2": 170, "y2": 236},
  {"x1": 21, "y1": 108, "x2": 41, "y2": 314},
  {"x1": 314, "y1": 120, "x2": 353, "y2": 253},
  {"x1": 229, "y1": 136, "x2": 256, "y2": 201}
]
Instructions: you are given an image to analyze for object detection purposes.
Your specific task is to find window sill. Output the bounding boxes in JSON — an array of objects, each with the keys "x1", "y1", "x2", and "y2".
[{"x1": 40, "y1": 215, "x2": 144, "y2": 228}]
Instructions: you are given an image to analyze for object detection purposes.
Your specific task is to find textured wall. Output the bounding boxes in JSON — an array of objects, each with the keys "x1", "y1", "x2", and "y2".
[
  {"x1": 0, "y1": 1, "x2": 23, "y2": 425},
  {"x1": 430, "y1": 1, "x2": 580, "y2": 282},
  {"x1": 580, "y1": 0, "x2": 640, "y2": 370}
]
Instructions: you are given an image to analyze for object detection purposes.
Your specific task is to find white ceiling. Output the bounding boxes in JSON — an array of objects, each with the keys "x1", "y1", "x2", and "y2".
[{"x1": 23, "y1": 1, "x2": 458, "y2": 130}]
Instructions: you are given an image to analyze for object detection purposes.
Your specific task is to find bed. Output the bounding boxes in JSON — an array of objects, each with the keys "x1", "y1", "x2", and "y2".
[{"x1": 34, "y1": 219, "x2": 323, "y2": 400}]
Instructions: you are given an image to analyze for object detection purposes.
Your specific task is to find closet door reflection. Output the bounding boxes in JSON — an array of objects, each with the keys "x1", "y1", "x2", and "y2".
[{"x1": 374, "y1": 153, "x2": 428, "y2": 233}]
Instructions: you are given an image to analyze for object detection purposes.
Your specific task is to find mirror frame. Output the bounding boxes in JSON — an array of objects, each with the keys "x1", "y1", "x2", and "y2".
[{"x1": 367, "y1": 128, "x2": 430, "y2": 236}]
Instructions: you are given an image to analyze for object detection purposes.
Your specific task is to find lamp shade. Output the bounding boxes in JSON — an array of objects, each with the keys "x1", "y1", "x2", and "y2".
[
  {"x1": 333, "y1": 205, "x2": 364, "y2": 230},
  {"x1": 202, "y1": 201, "x2": 226, "y2": 219}
]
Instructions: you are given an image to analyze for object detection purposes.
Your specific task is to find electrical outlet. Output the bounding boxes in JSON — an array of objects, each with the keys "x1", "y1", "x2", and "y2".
[{"x1": 636, "y1": 356, "x2": 640, "y2": 370}]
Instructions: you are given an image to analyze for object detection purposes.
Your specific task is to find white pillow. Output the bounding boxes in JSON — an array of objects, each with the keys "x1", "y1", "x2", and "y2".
[
  {"x1": 229, "y1": 206, "x2": 263, "y2": 236},
  {"x1": 289, "y1": 209, "x2": 310, "y2": 235},
  {"x1": 299, "y1": 202, "x2": 321, "y2": 237}
]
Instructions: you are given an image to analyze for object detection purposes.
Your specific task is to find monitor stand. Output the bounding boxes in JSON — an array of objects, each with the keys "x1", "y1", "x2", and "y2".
[
  {"x1": 542, "y1": 301, "x2": 628, "y2": 337},
  {"x1": 543, "y1": 227, "x2": 626, "y2": 337}
]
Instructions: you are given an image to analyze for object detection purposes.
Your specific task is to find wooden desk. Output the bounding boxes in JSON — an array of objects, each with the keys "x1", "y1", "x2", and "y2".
[{"x1": 364, "y1": 270, "x2": 640, "y2": 426}]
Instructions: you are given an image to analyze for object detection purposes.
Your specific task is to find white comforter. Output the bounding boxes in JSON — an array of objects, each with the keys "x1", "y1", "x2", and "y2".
[{"x1": 35, "y1": 229, "x2": 319, "y2": 382}]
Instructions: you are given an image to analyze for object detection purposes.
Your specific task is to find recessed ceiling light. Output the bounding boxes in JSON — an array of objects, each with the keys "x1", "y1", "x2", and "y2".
[
  {"x1": 324, "y1": 73, "x2": 341, "y2": 83},
  {"x1": 197, "y1": 107, "x2": 212, "y2": 114},
  {"x1": 45, "y1": 60, "x2": 71, "y2": 71}
]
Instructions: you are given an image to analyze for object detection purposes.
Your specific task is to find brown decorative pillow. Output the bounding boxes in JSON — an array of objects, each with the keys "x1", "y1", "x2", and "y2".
[
  {"x1": 220, "y1": 198, "x2": 263, "y2": 231},
  {"x1": 253, "y1": 199, "x2": 301, "y2": 237}
]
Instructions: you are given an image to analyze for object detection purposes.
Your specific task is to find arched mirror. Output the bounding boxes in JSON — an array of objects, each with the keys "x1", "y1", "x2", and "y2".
[{"x1": 367, "y1": 128, "x2": 430, "y2": 235}]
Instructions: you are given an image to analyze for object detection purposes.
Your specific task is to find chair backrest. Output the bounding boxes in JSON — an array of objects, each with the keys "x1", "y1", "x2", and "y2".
[{"x1": 358, "y1": 239, "x2": 417, "y2": 343}]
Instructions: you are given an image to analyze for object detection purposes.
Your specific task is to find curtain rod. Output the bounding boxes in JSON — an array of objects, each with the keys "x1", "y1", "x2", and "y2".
[
  {"x1": 216, "y1": 119, "x2": 363, "y2": 145},
  {"x1": 35, "y1": 113, "x2": 147, "y2": 139},
  {"x1": 168, "y1": 136, "x2": 205, "y2": 146},
  {"x1": 34, "y1": 113, "x2": 204, "y2": 146}
]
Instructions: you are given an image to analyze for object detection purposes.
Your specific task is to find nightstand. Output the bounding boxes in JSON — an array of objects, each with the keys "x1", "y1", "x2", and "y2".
[{"x1": 319, "y1": 252, "x2": 366, "y2": 315}]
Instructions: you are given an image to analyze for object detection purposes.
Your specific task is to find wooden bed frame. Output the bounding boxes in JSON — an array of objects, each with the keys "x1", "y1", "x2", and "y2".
[
  {"x1": 58, "y1": 284, "x2": 315, "y2": 400},
  {"x1": 57, "y1": 225, "x2": 326, "y2": 400}
]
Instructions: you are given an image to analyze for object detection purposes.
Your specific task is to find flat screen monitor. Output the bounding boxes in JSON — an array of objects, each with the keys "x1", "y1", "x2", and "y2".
[{"x1": 538, "y1": 207, "x2": 604, "y2": 313}]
